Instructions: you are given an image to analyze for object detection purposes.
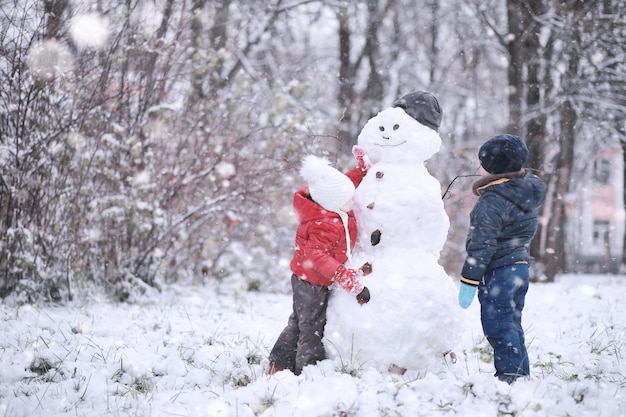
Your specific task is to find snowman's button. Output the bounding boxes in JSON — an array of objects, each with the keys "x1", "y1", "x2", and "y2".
[
  {"x1": 371, "y1": 229, "x2": 381, "y2": 246},
  {"x1": 376, "y1": 171, "x2": 384, "y2": 179},
  {"x1": 367, "y1": 202, "x2": 375, "y2": 209}
]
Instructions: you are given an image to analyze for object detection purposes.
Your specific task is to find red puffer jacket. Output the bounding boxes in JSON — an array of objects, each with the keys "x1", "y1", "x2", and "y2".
[{"x1": 289, "y1": 185, "x2": 358, "y2": 287}]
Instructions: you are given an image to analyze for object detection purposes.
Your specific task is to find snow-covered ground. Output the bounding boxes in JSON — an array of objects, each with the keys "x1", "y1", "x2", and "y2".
[{"x1": 1, "y1": 274, "x2": 624, "y2": 417}]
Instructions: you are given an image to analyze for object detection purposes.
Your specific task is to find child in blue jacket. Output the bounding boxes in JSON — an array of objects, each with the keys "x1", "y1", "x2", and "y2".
[{"x1": 459, "y1": 134, "x2": 546, "y2": 384}]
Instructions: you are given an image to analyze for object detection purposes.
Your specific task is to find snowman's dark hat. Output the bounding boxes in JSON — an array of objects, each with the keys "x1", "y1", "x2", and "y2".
[{"x1": 392, "y1": 90, "x2": 442, "y2": 132}]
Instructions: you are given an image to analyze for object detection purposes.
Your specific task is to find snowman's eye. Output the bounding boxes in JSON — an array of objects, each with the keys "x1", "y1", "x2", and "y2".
[
  {"x1": 379, "y1": 126, "x2": 385, "y2": 132},
  {"x1": 393, "y1": 124, "x2": 400, "y2": 130}
]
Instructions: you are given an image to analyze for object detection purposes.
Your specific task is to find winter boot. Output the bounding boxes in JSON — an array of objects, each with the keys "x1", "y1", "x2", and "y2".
[{"x1": 267, "y1": 362, "x2": 285, "y2": 375}]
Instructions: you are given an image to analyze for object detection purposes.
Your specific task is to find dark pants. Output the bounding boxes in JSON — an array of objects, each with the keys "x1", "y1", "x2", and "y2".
[
  {"x1": 269, "y1": 274, "x2": 330, "y2": 375},
  {"x1": 478, "y1": 264, "x2": 530, "y2": 383}
]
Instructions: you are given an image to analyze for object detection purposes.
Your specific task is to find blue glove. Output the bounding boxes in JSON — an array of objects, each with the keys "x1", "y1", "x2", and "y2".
[{"x1": 459, "y1": 282, "x2": 477, "y2": 309}]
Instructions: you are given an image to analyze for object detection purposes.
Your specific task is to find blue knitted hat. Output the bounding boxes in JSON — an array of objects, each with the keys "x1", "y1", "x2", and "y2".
[{"x1": 479, "y1": 134, "x2": 528, "y2": 174}]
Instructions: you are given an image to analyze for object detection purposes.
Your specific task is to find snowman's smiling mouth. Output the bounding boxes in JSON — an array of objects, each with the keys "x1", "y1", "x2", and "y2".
[{"x1": 375, "y1": 140, "x2": 407, "y2": 147}]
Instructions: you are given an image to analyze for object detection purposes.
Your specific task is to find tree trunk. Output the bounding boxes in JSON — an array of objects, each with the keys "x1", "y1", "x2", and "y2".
[
  {"x1": 336, "y1": 6, "x2": 355, "y2": 156},
  {"x1": 620, "y1": 135, "x2": 626, "y2": 269},
  {"x1": 522, "y1": 0, "x2": 548, "y2": 277},
  {"x1": 506, "y1": 0, "x2": 549, "y2": 279},
  {"x1": 189, "y1": 0, "x2": 207, "y2": 105},
  {"x1": 542, "y1": 13, "x2": 581, "y2": 281},
  {"x1": 139, "y1": 0, "x2": 175, "y2": 113},
  {"x1": 544, "y1": 99, "x2": 576, "y2": 281},
  {"x1": 428, "y1": 0, "x2": 439, "y2": 84},
  {"x1": 505, "y1": 1, "x2": 524, "y2": 134},
  {"x1": 44, "y1": 0, "x2": 69, "y2": 39},
  {"x1": 522, "y1": 0, "x2": 546, "y2": 173},
  {"x1": 208, "y1": 0, "x2": 231, "y2": 98},
  {"x1": 361, "y1": 0, "x2": 385, "y2": 124}
]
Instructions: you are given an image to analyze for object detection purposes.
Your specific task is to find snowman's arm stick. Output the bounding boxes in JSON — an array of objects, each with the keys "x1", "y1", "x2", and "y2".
[{"x1": 441, "y1": 174, "x2": 480, "y2": 200}]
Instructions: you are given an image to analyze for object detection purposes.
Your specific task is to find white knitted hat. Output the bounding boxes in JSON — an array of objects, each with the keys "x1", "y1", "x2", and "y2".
[
  {"x1": 300, "y1": 155, "x2": 355, "y2": 261},
  {"x1": 300, "y1": 155, "x2": 355, "y2": 213}
]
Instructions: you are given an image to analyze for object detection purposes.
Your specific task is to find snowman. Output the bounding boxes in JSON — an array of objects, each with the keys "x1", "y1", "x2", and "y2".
[{"x1": 324, "y1": 91, "x2": 460, "y2": 374}]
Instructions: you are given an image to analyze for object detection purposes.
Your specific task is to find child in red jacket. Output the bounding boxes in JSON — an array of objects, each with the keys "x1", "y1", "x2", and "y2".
[{"x1": 268, "y1": 155, "x2": 371, "y2": 375}]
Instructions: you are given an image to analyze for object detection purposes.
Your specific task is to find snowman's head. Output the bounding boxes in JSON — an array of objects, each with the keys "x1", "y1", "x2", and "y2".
[{"x1": 357, "y1": 107, "x2": 442, "y2": 164}]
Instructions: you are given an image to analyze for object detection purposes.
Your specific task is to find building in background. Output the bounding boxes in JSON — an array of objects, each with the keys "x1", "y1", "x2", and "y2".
[{"x1": 567, "y1": 147, "x2": 625, "y2": 273}]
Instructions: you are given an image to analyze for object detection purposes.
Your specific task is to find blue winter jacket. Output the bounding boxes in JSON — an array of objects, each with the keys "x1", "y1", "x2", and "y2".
[{"x1": 460, "y1": 170, "x2": 546, "y2": 286}]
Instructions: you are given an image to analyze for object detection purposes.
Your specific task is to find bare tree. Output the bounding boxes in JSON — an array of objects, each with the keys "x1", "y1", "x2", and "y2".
[
  {"x1": 333, "y1": 1, "x2": 398, "y2": 154},
  {"x1": 0, "y1": 0, "x2": 327, "y2": 301}
]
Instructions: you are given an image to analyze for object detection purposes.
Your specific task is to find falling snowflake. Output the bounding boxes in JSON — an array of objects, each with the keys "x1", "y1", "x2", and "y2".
[
  {"x1": 69, "y1": 13, "x2": 109, "y2": 50},
  {"x1": 27, "y1": 39, "x2": 74, "y2": 81}
]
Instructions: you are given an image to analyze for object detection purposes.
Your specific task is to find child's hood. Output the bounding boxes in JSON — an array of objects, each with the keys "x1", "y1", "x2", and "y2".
[
  {"x1": 293, "y1": 185, "x2": 348, "y2": 223},
  {"x1": 490, "y1": 174, "x2": 545, "y2": 212}
]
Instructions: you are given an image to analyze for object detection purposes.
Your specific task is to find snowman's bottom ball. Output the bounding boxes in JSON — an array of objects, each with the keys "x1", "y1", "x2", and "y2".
[{"x1": 324, "y1": 269, "x2": 460, "y2": 372}]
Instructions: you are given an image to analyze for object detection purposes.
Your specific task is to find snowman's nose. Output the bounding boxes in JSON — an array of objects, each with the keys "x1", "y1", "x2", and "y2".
[{"x1": 382, "y1": 136, "x2": 389, "y2": 140}]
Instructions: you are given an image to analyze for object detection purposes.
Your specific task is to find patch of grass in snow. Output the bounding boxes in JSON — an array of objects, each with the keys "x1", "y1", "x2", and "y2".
[
  {"x1": 435, "y1": 400, "x2": 454, "y2": 412},
  {"x1": 27, "y1": 335, "x2": 75, "y2": 383},
  {"x1": 28, "y1": 356, "x2": 56, "y2": 376},
  {"x1": 222, "y1": 356, "x2": 258, "y2": 388},
  {"x1": 130, "y1": 375, "x2": 154, "y2": 394},
  {"x1": 495, "y1": 391, "x2": 515, "y2": 416},
  {"x1": 338, "y1": 361, "x2": 363, "y2": 377},
  {"x1": 251, "y1": 386, "x2": 278, "y2": 415},
  {"x1": 330, "y1": 335, "x2": 365, "y2": 377},
  {"x1": 461, "y1": 381, "x2": 477, "y2": 398},
  {"x1": 72, "y1": 371, "x2": 92, "y2": 401},
  {"x1": 224, "y1": 372, "x2": 251, "y2": 387},
  {"x1": 178, "y1": 343, "x2": 196, "y2": 365},
  {"x1": 534, "y1": 351, "x2": 577, "y2": 380},
  {"x1": 582, "y1": 320, "x2": 626, "y2": 385},
  {"x1": 82, "y1": 334, "x2": 126, "y2": 365},
  {"x1": 587, "y1": 324, "x2": 624, "y2": 359},
  {"x1": 373, "y1": 407, "x2": 401, "y2": 417},
  {"x1": 211, "y1": 336, "x2": 266, "y2": 388},
  {"x1": 247, "y1": 352, "x2": 262, "y2": 365},
  {"x1": 533, "y1": 321, "x2": 626, "y2": 385},
  {"x1": 471, "y1": 337, "x2": 494, "y2": 364},
  {"x1": 110, "y1": 358, "x2": 155, "y2": 397}
]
